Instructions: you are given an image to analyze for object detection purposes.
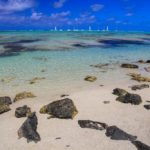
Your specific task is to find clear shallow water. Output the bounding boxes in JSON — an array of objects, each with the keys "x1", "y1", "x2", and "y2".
[{"x1": 0, "y1": 31, "x2": 150, "y2": 96}]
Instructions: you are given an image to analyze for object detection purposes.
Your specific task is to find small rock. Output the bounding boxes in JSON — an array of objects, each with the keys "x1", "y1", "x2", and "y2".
[
  {"x1": 90, "y1": 63, "x2": 109, "y2": 69},
  {"x1": 105, "y1": 126, "x2": 137, "y2": 141},
  {"x1": 146, "y1": 60, "x2": 150, "y2": 63},
  {"x1": 18, "y1": 112, "x2": 41, "y2": 143},
  {"x1": 0, "y1": 104, "x2": 11, "y2": 114},
  {"x1": 121, "y1": 64, "x2": 139, "y2": 69},
  {"x1": 131, "y1": 140, "x2": 150, "y2": 150},
  {"x1": 29, "y1": 77, "x2": 45, "y2": 84},
  {"x1": 40, "y1": 98, "x2": 78, "y2": 119},
  {"x1": 113, "y1": 88, "x2": 128, "y2": 96},
  {"x1": 84, "y1": 75, "x2": 97, "y2": 82},
  {"x1": 78, "y1": 120, "x2": 108, "y2": 130},
  {"x1": 103, "y1": 101, "x2": 110, "y2": 104},
  {"x1": 130, "y1": 84, "x2": 149, "y2": 90},
  {"x1": 55, "y1": 137, "x2": 61, "y2": 140},
  {"x1": 0, "y1": 96, "x2": 12, "y2": 105},
  {"x1": 14, "y1": 92, "x2": 36, "y2": 102},
  {"x1": 15, "y1": 105, "x2": 31, "y2": 118},
  {"x1": 116, "y1": 93, "x2": 142, "y2": 105},
  {"x1": 60, "y1": 94, "x2": 69, "y2": 98},
  {"x1": 137, "y1": 60, "x2": 145, "y2": 63},
  {"x1": 144, "y1": 104, "x2": 150, "y2": 110}
]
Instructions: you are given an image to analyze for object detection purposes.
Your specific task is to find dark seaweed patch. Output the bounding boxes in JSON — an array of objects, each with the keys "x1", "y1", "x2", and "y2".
[{"x1": 97, "y1": 38, "x2": 147, "y2": 47}]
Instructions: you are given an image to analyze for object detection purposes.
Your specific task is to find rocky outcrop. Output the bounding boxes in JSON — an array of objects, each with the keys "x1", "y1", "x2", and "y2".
[
  {"x1": 15, "y1": 105, "x2": 31, "y2": 118},
  {"x1": 0, "y1": 104, "x2": 11, "y2": 114},
  {"x1": 0, "y1": 96, "x2": 12, "y2": 105},
  {"x1": 113, "y1": 88, "x2": 128, "y2": 96},
  {"x1": 84, "y1": 75, "x2": 97, "y2": 82},
  {"x1": 14, "y1": 92, "x2": 36, "y2": 102},
  {"x1": 130, "y1": 84, "x2": 149, "y2": 90},
  {"x1": 18, "y1": 112, "x2": 41, "y2": 143},
  {"x1": 121, "y1": 64, "x2": 139, "y2": 69},
  {"x1": 106, "y1": 126, "x2": 137, "y2": 141},
  {"x1": 78, "y1": 120, "x2": 108, "y2": 130},
  {"x1": 116, "y1": 93, "x2": 142, "y2": 105},
  {"x1": 40, "y1": 98, "x2": 78, "y2": 119}
]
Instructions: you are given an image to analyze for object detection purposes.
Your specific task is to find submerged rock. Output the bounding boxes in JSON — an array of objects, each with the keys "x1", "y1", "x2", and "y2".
[
  {"x1": 18, "y1": 112, "x2": 41, "y2": 143},
  {"x1": 121, "y1": 63, "x2": 139, "y2": 69},
  {"x1": 78, "y1": 120, "x2": 108, "y2": 130},
  {"x1": 84, "y1": 75, "x2": 97, "y2": 82},
  {"x1": 0, "y1": 104, "x2": 11, "y2": 114},
  {"x1": 0, "y1": 96, "x2": 12, "y2": 105},
  {"x1": 15, "y1": 105, "x2": 31, "y2": 118},
  {"x1": 40, "y1": 98, "x2": 78, "y2": 119},
  {"x1": 14, "y1": 92, "x2": 36, "y2": 102},
  {"x1": 131, "y1": 140, "x2": 150, "y2": 150},
  {"x1": 90, "y1": 63, "x2": 109, "y2": 69},
  {"x1": 130, "y1": 84, "x2": 149, "y2": 90},
  {"x1": 116, "y1": 93, "x2": 142, "y2": 105},
  {"x1": 29, "y1": 77, "x2": 45, "y2": 84},
  {"x1": 129, "y1": 73, "x2": 150, "y2": 82},
  {"x1": 106, "y1": 126, "x2": 137, "y2": 141},
  {"x1": 113, "y1": 88, "x2": 128, "y2": 96},
  {"x1": 144, "y1": 105, "x2": 150, "y2": 110}
]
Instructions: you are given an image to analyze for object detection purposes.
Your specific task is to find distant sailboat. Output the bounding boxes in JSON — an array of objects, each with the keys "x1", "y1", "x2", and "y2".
[
  {"x1": 54, "y1": 26, "x2": 57, "y2": 31},
  {"x1": 106, "y1": 26, "x2": 109, "y2": 31},
  {"x1": 89, "y1": 26, "x2": 92, "y2": 31}
]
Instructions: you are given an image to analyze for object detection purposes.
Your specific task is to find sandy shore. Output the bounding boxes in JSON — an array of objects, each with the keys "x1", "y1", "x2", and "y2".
[{"x1": 0, "y1": 81, "x2": 150, "y2": 150}]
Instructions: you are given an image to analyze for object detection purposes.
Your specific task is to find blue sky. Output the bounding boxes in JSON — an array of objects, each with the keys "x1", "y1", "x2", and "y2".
[{"x1": 0, "y1": 0, "x2": 150, "y2": 31}]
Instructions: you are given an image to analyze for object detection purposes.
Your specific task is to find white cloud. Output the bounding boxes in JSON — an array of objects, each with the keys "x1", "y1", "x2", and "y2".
[
  {"x1": 126, "y1": 13, "x2": 133, "y2": 16},
  {"x1": 31, "y1": 12, "x2": 43, "y2": 20},
  {"x1": 53, "y1": 0, "x2": 67, "y2": 8},
  {"x1": 91, "y1": 4, "x2": 104, "y2": 12},
  {"x1": 0, "y1": 0, "x2": 34, "y2": 14},
  {"x1": 50, "y1": 11, "x2": 70, "y2": 18}
]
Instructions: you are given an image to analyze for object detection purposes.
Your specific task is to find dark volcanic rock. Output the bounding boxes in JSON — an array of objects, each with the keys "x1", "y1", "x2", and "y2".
[
  {"x1": 113, "y1": 88, "x2": 128, "y2": 96},
  {"x1": 121, "y1": 63, "x2": 139, "y2": 69},
  {"x1": 40, "y1": 98, "x2": 78, "y2": 119},
  {"x1": 0, "y1": 96, "x2": 12, "y2": 105},
  {"x1": 15, "y1": 105, "x2": 31, "y2": 118},
  {"x1": 116, "y1": 93, "x2": 142, "y2": 105},
  {"x1": 146, "y1": 60, "x2": 150, "y2": 63},
  {"x1": 78, "y1": 120, "x2": 108, "y2": 130},
  {"x1": 18, "y1": 112, "x2": 41, "y2": 143},
  {"x1": 144, "y1": 104, "x2": 150, "y2": 110},
  {"x1": 130, "y1": 84, "x2": 149, "y2": 90},
  {"x1": 0, "y1": 104, "x2": 11, "y2": 114},
  {"x1": 131, "y1": 140, "x2": 150, "y2": 150},
  {"x1": 106, "y1": 126, "x2": 137, "y2": 141}
]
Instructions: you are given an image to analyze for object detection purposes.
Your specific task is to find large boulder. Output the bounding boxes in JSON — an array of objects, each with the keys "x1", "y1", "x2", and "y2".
[
  {"x1": 14, "y1": 92, "x2": 36, "y2": 102},
  {"x1": 106, "y1": 126, "x2": 137, "y2": 141},
  {"x1": 15, "y1": 105, "x2": 31, "y2": 118},
  {"x1": 0, "y1": 96, "x2": 12, "y2": 105},
  {"x1": 0, "y1": 104, "x2": 11, "y2": 114},
  {"x1": 113, "y1": 88, "x2": 128, "y2": 96},
  {"x1": 40, "y1": 98, "x2": 78, "y2": 119},
  {"x1": 121, "y1": 63, "x2": 139, "y2": 69},
  {"x1": 84, "y1": 75, "x2": 97, "y2": 82},
  {"x1": 116, "y1": 93, "x2": 142, "y2": 105},
  {"x1": 18, "y1": 112, "x2": 41, "y2": 143}
]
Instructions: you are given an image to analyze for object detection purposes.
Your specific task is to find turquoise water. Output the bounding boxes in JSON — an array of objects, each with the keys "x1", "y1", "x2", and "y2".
[{"x1": 0, "y1": 31, "x2": 150, "y2": 95}]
